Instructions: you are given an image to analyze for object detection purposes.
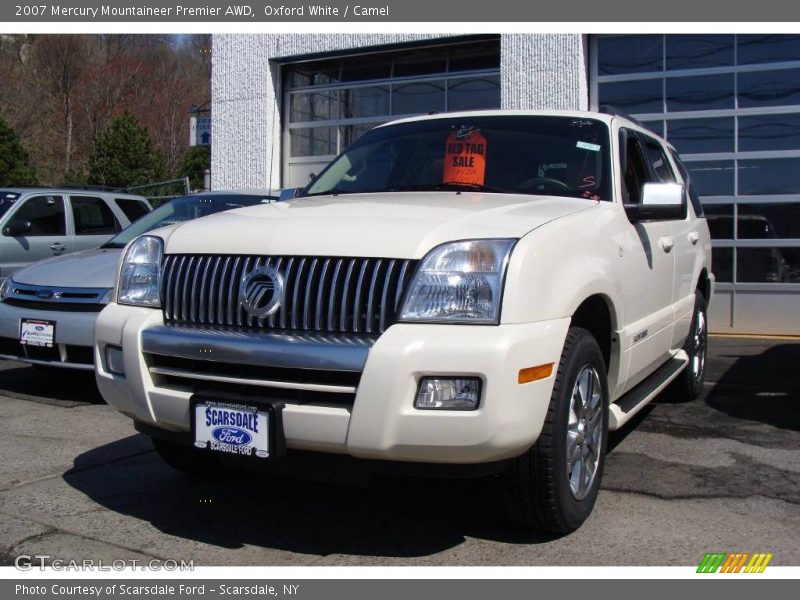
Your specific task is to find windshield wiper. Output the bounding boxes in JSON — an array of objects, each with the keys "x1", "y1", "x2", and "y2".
[{"x1": 302, "y1": 188, "x2": 360, "y2": 197}]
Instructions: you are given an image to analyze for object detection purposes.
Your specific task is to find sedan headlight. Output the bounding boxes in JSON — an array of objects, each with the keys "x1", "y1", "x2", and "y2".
[
  {"x1": 0, "y1": 277, "x2": 12, "y2": 302},
  {"x1": 117, "y1": 236, "x2": 163, "y2": 307},
  {"x1": 399, "y1": 239, "x2": 516, "y2": 324}
]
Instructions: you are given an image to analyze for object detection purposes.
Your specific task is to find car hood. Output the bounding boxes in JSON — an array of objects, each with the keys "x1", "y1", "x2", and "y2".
[
  {"x1": 162, "y1": 192, "x2": 598, "y2": 258},
  {"x1": 11, "y1": 247, "x2": 121, "y2": 288}
]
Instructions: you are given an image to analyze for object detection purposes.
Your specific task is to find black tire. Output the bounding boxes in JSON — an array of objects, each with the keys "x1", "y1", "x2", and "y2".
[
  {"x1": 151, "y1": 437, "x2": 225, "y2": 477},
  {"x1": 667, "y1": 291, "x2": 708, "y2": 402},
  {"x1": 503, "y1": 327, "x2": 609, "y2": 535}
]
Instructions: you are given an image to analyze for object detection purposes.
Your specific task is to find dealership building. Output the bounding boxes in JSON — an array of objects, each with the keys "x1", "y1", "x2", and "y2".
[{"x1": 211, "y1": 33, "x2": 800, "y2": 334}]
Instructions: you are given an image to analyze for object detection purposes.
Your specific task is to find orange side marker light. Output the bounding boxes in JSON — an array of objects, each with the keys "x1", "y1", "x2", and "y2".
[{"x1": 518, "y1": 363, "x2": 554, "y2": 384}]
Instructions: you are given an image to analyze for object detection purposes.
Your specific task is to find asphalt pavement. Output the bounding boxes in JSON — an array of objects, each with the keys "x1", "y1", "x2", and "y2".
[{"x1": 0, "y1": 335, "x2": 798, "y2": 566}]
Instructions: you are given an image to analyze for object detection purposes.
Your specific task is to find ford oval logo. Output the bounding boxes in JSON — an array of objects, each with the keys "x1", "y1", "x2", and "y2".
[
  {"x1": 212, "y1": 426, "x2": 252, "y2": 446},
  {"x1": 36, "y1": 290, "x2": 54, "y2": 299}
]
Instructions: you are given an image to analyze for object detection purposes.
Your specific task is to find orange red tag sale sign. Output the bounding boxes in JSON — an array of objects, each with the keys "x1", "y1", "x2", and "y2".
[{"x1": 443, "y1": 129, "x2": 487, "y2": 186}]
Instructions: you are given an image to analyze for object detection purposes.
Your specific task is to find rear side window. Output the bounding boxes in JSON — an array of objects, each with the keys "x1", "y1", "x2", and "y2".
[
  {"x1": 71, "y1": 196, "x2": 121, "y2": 235},
  {"x1": 669, "y1": 149, "x2": 704, "y2": 217},
  {"x1": 11, "y1": 195, "x2": 66, "y2": 235},
  {"x1": 642, "y1": 137, "x2": 676, "y2": 182},
  {"x1": 115, "y1": 198, "x2": 150, "y2": 222}
]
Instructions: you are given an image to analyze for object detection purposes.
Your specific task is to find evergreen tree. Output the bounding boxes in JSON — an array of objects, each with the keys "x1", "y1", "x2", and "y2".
[
  {"x1": 88, "y1": 112, "x2": 165, "y2": 188},
  {"x1": 0, "y1": 116, "x2": 37, "y2": 186},
  {"x1": 178, "y1": 145, "x2": 210, "y2": 191}
]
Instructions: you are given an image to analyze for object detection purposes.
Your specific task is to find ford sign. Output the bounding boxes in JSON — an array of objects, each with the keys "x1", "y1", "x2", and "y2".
[{"x1": 212, "y1": 427, "x2": 252, "y2": 446}]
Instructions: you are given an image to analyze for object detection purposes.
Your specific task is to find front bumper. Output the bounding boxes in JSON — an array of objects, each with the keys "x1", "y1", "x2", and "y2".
[
  {"x1": 0, "y1": 302, "x2": 99, "y2": 369},
  {"x1": 95, "y1": 303, "x2": 570, "y2": 464}
]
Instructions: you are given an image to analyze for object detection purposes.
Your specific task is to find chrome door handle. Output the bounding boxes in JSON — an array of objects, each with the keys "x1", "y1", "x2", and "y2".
[
  {"x1": 659, "y1": 237, "x2": 674, "y2": 253},
  {"x1": 688, "y1": 231, "x2": 700, "y2": 245},
  {"x1": 50, "y1": 243, "x2": 65, "y2": 254}
]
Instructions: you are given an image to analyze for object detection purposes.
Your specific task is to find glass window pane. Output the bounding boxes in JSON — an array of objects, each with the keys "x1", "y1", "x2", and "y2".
[
  {"x1": 703, "y1": 204, "x2": 734, "y2": 239},
  {"x1": 289, "y1": 91, "x2": 338, "y2": 123},
  {"x1": 11, "y1": 195, "x2": 65, "y2": 236},
  {"x1": 642, "y1": 139, "x2": 676, "y2": 182},
  {"x1": 115, "y1": 198, "x2": 150, "y2": 222},
  {"x1": 738, "y1": 69, "x2": 800, "y2": 108},
  {"x1": 667, "y1": 117, "x2": 735, "y2": 154},
  {"x1": 393, "y1": 48, "x2": 447, "y2": 77},
  {"x1": 286, "y1": 61, "x2": 340, "y2": 88},
  {"x1": 599, "y1": 79, "x2": 663, "y2": 115},
  {"x1": 71, "y1": 196, "x2": 120, "y2": 235},
  {"x1": 391, "y1": 81, "x2": 445, "y2": 115},
  {"x1": 340, "y1": 86, "x2": 389, "y2": 119},
  {"x1": 667, "y1": 74, "x2": 734, "y2": 112},
  {"x1": 290, "y1": 126, "x2": 337, "y2": 158},
  {"x1": 340, "y1": 122, "x2": 384, "y2": 149},
  {"x1": 448, "y1": 40, "x2": 500, "y2": 72},
  {"x1": 598, "y1": 35, "x2": 663, "y2": 75},
  {"x1": 340, "y1": 54, "x2": 391, "y2": 82},
  {"x1": 737, "y1": 248, "x2": 800, "y2": 283},
  {"x1": 666, "y1": 35, "x2": 734, "y2": 70},
  {"x1": 738, "y1": 34, "x2": 800, "y2": 65},
  {"x1": 447, "y1": 75, "x2": 501, "y2": 111},
  {"x1": 739, "y1": 158, "x2": 800, "y2": 195},
  {"x1": 640, "y1": 121, "x2": 664, "y2": 137},
  {"x1": 738, "y1": 203, "x2": 800, "y2": 239},
  {"x1": 712, "y1": 247, "x2": 733, "y2": 283},
  {"x1": 685, "y1": 160, "x2": 735, "y2": 196},
  {"x1": 739, "y1": 114, "x2": 800, "y2": 151}
]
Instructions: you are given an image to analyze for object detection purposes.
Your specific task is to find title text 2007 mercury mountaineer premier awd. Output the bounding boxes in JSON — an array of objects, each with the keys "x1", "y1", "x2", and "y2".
[{"x1": 95, "y1": 110, "x2": 713, "y2": 534}]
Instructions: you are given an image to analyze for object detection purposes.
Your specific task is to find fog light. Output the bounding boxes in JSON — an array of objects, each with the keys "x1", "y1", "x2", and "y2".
[
  {"x1": 415, "y1": 377, "x2": 481, "y2": 410},
  {"x1": 105, "y1": 345, "x2": 125, "y2": 376}
]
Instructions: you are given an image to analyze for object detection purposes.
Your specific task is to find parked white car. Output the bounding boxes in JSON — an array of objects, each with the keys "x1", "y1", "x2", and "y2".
[
  {"x1": 0, "y1": 192, "x2": 277, "y2": 370},
  {"x1": 0, "y1": 187, "x2": 151, "y2": 280},
  {"x1": 95, "y1": 110, "x2": 713, "y2": 534}
]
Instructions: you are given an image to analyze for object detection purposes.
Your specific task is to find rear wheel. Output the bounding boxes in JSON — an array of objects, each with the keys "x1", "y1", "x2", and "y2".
[
  {"x1": 668, "y1": 290, "x2": 708, "y2": 401},
  {"x1": 503, "y1": 327, "x2": 608, "y2": 534}
]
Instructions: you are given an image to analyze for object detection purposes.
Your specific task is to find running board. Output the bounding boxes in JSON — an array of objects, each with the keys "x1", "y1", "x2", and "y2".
[{"x1": 608, "y1": 350, "x2": 689, "y2": 431}]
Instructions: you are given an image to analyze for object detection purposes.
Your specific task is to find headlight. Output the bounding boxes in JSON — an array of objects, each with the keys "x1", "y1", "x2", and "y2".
[
  {"x1": 117, "y1": 236, "x2": 163, "y2": 307},
  {"x1": 399, "y1": 239, "x2": 516, "y2": 324},
  {"x1": 0, "y1": 277, "x2": 12, "y2": 302}
]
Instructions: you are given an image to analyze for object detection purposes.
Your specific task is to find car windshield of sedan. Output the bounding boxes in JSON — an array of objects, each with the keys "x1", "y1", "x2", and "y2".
[
  {"x1": 303, "y1": 115, "x2": 612, "y2": 201},
  {"x1": 102, "y1": 194, "x2": 274, "y2": 248}
]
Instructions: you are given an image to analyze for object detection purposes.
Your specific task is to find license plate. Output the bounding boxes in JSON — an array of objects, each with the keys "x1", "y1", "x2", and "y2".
[
  {"x1": 192, "y1": 399, "x2": 271, "y2": 459},
  {"x1": 19, "y1": 319, "x2": 56, "y2": 347}
]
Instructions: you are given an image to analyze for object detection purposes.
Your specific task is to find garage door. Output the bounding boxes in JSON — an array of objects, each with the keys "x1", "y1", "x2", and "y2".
[
  {"x1": 282, "y1": 39, "x2": 501, "y2": 188},
  {"x1": 591, "y1": 34, "x2": 800, "y2": 334}
]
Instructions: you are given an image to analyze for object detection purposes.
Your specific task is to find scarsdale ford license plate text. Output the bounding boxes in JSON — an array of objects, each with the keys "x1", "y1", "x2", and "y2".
[{"x1": 194, "y1": 403, "x2": 270, "y2": 458}]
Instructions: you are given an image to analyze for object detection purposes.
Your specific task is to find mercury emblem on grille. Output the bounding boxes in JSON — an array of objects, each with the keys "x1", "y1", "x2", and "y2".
[{"x1": 238, "y1": 266, "x2": 284, "y2": 318}]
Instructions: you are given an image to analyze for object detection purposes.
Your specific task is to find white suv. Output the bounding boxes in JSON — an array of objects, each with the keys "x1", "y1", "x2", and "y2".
[{"x1": 95, "y1": 110, "x2": 712, "y2": 534}]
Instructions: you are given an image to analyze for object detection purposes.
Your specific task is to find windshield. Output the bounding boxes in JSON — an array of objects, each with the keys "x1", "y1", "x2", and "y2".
[
  {"x1": 304, "y1": 115, "x2": 612, "y2": 201},
  {"x1": 102, "y1": 194, "x2": 273, "y2": 248},
  {"x1": 0, "y1": 192, "x2": 21, "y2": 219}
]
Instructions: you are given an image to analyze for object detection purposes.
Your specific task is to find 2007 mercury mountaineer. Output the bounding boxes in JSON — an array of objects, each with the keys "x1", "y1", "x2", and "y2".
[{"x1": 95, "y1": 110, "x2": 713, "y2": 534}]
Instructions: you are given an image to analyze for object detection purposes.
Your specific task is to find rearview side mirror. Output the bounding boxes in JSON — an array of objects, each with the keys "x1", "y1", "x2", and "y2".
[
  {"x1": 625, "y1": 183, "x2": 686, "y2": 221},
  {"x1": 2, "y1": 220, "x2": 33, "y2": 237}
]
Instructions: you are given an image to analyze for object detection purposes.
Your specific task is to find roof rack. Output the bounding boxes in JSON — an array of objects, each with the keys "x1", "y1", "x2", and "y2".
[
  {"x1": 54, "y1": 184, "x2": 127, "y2": 192},
  {"x1": 598, "y1": 105, "x2": 665, "y2": 137}
]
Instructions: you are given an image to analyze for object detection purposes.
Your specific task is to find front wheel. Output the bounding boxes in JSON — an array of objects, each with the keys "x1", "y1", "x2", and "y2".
[{"x1": 503, "y1": 327, "x2": 609, "y2": 535}]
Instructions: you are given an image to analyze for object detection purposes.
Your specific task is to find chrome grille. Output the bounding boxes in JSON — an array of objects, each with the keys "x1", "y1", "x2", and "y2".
[{"x1": 161, "y1": 255, "x2": 417, "y2": 334}]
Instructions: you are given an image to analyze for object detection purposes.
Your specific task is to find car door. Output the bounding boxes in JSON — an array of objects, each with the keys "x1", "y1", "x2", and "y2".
[
  {"x1": 0, "y1": 194, "x2": 69, "y2": 278},
  {"x1": 666, "y1": 147, "x2": 706, "y2": 350},
  {"x1": 616, "y1": 128, "x2": 677, "y2": 393},
  {"x1": 67, "y1": 195, "x2": 124, "y2": 253}
]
